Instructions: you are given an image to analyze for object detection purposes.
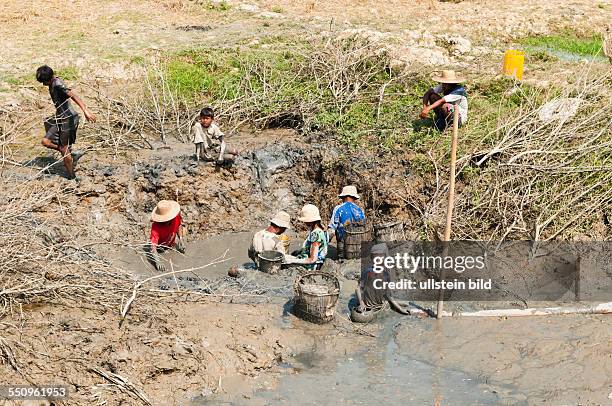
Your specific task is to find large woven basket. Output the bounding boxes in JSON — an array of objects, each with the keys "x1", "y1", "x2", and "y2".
[{"x1": 293, "y1": 272, "x2": 340, "y2": 324}]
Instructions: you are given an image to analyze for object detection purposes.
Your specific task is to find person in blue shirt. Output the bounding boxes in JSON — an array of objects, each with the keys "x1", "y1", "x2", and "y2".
[{"x1": 328, "y1": 185, "x2": 366, "y2": 259}]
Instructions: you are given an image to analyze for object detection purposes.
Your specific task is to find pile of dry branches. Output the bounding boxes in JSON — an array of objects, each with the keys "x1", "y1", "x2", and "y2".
[
  {"x1": 425, "y1": 69, "x2": 611, "y2": 241},
  {"x1": 79, "y1": 34, "x2": 400, "y2": 153},
  {"x1": 0, "y1": 177, "x2": 135, "y2": 317}
]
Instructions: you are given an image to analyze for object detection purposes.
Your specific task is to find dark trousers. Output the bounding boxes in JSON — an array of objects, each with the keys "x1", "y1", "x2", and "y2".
[{"x1": 423, "y1": 88, "x2": 461, "y2": 132}]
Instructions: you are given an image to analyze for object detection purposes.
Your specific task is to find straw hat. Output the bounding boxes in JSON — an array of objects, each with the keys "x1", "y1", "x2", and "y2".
[
  {"x1": 151, "y1": 200, "x2": 181, "y2": 222},
  {"x1": 338, "y1": 185, "x2": 360, "y2": 199},
  {"x1": 431, "y1": 70, "x2": 466, "y2": 84},
  {"x1": 270, "y1": 211, "x2": 291, "y2": 229},
  {"x1": 298, "y1": 204, "x2": 321, "y2": 223}
]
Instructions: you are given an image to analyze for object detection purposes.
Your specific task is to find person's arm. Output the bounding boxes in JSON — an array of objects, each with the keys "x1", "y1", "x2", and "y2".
[
  {"x1": 287, "y1": 243, "x2": 319, "y2": 265},
  {"x1": 66, "y1": 90, "x2": 96, "y2": 122},
  {"x1": 274, "y1": 237, "x2": 287, "y2": 255},
  {"x1": 355, "y1": 287, "x2": 366, "y2": 312},
  {"x1": 175, "y1": 226, "x2": 185, "y2": 253},
  {"x1": 150, "y1": 244, "x2": 165, "y2": 272},
  {"x1": 327, "y1": 206, "x2": 340, "y2": 242},
  {"x1": 149, "y1": 229, "x2": 166, "y2": 272},
  {"x1": 421, "y1": 97, "x2": 447, "y2": 118},
  {"x1": 304, "y1": 243, "x2": 320, "y2": 264},
  {"x1": 355, "y1": 269, "x2": 368, "y2": 311},
  {"x1": 214, "y1": 125, "x2": 225, "y2": 142}
]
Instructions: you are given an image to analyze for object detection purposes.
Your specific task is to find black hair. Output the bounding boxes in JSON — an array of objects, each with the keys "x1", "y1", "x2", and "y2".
[
  {"x1": 199, "y1": 107, "x2": 214, "y2": 118},
  {"x1": 36, "y1": 65, "x2": 54, "y2": 83},
  {"x1": 311, "y1": 220, "x2": 325, "y2": 230},
  {"x1": 442, "y1": 83, "x2": 461, "y2": 95}
]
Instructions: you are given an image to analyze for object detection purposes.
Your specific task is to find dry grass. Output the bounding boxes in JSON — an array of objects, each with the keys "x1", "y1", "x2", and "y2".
[{"x1": 418, "y1": 67, "x2": 612, "y2": 241}]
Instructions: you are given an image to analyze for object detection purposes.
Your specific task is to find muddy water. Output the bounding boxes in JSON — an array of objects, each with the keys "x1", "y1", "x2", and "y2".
[
  {"x1": 115, "y1": 231, "x2": 262, "y2": 279},
  {"x1": 115, "y1": 230, "x2": 307, "y2": 280},
  {"x1": 115, "y1": 233, "x2": 611, "y2": 405},
  {"x1": 198, "y1": 315, "x2": 507, "y2": 405}
]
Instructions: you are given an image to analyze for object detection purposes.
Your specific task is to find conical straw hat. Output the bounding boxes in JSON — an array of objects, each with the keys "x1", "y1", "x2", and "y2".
[
  {"x1": 431, "y1": 70, "x2": 466, "y2": 84},
  {"x1": 151, "y1": 200, "x2": 181, "y2": 222}
]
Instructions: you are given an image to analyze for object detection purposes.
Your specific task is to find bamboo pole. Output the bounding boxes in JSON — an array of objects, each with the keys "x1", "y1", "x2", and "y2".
[
  {"x1": 436, "y1": 103, "x2": 459, "y2": 319},
  {"x1": 408, "y1": 302, "x2": 612, "y2": 318}
]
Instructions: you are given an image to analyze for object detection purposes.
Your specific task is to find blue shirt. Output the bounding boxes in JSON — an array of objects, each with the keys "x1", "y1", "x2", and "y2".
[{"x1": 328, "y1": 201, "x2": 366, "y2": 240}]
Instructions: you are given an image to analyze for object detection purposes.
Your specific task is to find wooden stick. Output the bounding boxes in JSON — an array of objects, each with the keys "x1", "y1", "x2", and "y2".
[
  {"x1": 403, "y1": 302, "x2": 612, "y2": 318},
  {"x1": 436, "y1": 103, "x2": 460, "y2": 319}
]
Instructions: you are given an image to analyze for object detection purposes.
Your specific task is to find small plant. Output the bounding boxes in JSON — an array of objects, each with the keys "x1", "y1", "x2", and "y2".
[
  {"x1": 206, "y1": 0, "x2": 230, "y2": 11},
  {"x1": 271, "y1": 6, "x2": 283, "y2": 13},
  {"x1": 130, "y1": 55, "x2": 146, "y2": 65},
  {"x1": 528, "y1": 50, "x2": 559, "y2": 63}
]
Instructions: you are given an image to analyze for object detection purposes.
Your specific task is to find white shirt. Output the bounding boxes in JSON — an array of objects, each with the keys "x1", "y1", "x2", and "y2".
[
  {"x1": 434, "y1": 84, "x2": 468, "y2": 123},
  {"x1": 251, "y1": 229, "x2": 286, "y2": 255},
  {"x1": 192, "y1": 122, "x2": 224, "y2": 146}
]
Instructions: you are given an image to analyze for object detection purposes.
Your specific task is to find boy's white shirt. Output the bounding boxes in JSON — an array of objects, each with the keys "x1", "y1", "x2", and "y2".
[
  {"x1": 192, "y1": 122, "x2": 224, "y2": 147},
  {"x1": 251, "y1": 229, "x2": 286, "y2": 255},
  {"x1": 433, "y1": 84, "x2": 468, "y2": 122}
]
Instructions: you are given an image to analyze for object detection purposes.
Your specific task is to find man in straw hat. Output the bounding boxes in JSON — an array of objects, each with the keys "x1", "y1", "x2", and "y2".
[
  {"x1": 419, "y1": 70, "x2": 468, "y2": 132},
  {"x1": 328, "y1": 185, "x2": 366, "y2": 259},
  {"x1": 248, "y1": 211, "x2": 291, "y2": 265},
  {"x1": 148, "y1": 200, "x2": 185, "y2": 272}
]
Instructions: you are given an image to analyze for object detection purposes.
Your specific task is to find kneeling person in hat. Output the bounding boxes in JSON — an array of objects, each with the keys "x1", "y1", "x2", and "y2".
[
  {"x1": 285, "y1": 204, "x2": 328, "y2": 270},
  {"x1": 328, "y1": 185, "x2": 366, "y2": 258},
  {"x1": 248, "y1": 211, "x2": 291, "y2": 266},
  {"x1": 355, "y1": 243, "x2": 410, "y2": 315},
  {"x1": 149, "y1": 200, "x2": 185, "y2": 272},
  {"x1": 419, "y1": 70, "x2": 468, "y2": 132}
]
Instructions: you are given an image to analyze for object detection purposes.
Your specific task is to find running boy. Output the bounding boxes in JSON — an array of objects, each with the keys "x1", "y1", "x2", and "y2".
[
  {"x1": 192, "y1": 107, "x2": 238, "y2": 165},
  {"x1": 36, "y1": 65, "x2": 96, "y2": 179}
]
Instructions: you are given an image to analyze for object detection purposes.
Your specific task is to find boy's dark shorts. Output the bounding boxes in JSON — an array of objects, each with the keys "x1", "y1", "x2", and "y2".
[
  {"x1": 434, "y1": 112, "x2": 463, "y2": 132},
  {"x1": 44, "y1": 115, "x2": 79, "y2": 147}
]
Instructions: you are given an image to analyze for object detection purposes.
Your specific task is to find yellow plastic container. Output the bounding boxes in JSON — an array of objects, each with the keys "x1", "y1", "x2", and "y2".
[{"x1": 503, "y1": 50, "x2": 525, "y2": 81}]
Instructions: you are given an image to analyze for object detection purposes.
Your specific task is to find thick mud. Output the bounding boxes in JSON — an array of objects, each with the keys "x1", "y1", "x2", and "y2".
[{"x1": 116, "y1": 232, "x2": 611, "y2": 405}]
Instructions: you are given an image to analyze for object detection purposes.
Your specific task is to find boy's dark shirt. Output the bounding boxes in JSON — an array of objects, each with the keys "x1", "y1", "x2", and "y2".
[{"x1": 49, "y1": 78, "x2": 77, "y2": 118}]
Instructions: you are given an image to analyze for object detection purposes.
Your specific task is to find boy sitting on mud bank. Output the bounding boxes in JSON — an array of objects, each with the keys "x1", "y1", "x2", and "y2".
[
  {"x1": 36, "y1": 65, "x2": 96, "y2": 179},
  {"x1": 420, "y1": 70, "x2": 468, "y2": 132},
  {"x1": 148, "y1": 200, "x2": 186, "y2": 272},
  {"x1": 192, "y1": 107, "x2": 238, "y2": 165}
]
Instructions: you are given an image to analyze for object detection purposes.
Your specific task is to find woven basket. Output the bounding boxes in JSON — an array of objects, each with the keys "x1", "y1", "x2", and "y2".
[{"x1": 293, "y1": 272, "x2": 340, "y2": 324}]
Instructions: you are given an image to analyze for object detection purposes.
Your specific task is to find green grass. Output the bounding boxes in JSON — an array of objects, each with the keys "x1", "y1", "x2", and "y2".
[
  {"x1": 159, "y1": 40, "x2": 537, "y2": 155},
  {"x1": 56, "y1": 66, "x2": 80, "y2": 81},
  {"x1": 0, "y1": 74, "x2": 27, "y2": 86},
  {"x1": 520, "y1": 33, "x2": 603, "y2": 57}
]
